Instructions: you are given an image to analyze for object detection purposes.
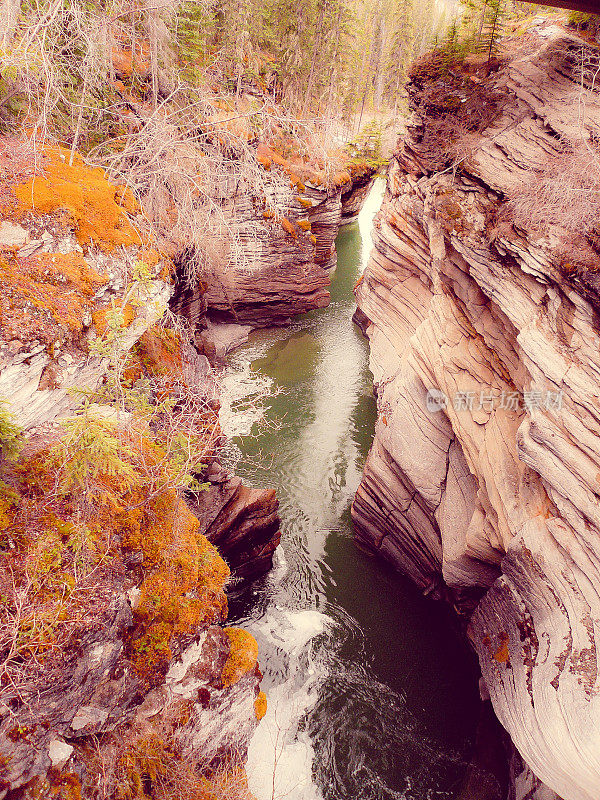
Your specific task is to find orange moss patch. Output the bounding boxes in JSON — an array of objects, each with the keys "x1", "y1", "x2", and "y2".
[
  {"x1": 281, "y1": 218, "x2": 297, "y2": 239},
  {"x1": 13, "y1": 147, "x2": 141, "y2": 252},
  {"x1": 124, "y1": 489, "x2": 230, "y2": 686},
  {"x1": 255, "y1": 138, "x2": 374, "y2": 193},
  {"x1": 289, "y1": 173, "x2": 306, "y2": 192},
  {"x1": 254, "y1": 691, "x2": 267, "y2": 721},
  {"x1": 92, "y1": 301, "x2": 135, "y2": 336},
  {"x1": 0, "y1": 251, "x2": 107, "y2": 344},
  {"x1": 134, "y1": 327, "x2": 183, "y2": 378},
  {"x1": 221, "y1": 627, "x2": 258, "y2": 688},
  {"x1": 114, "y1": 185, "x2": 140, "y2": 215}
]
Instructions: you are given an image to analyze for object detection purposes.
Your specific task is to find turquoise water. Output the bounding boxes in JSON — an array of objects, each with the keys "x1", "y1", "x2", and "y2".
[{"x1": 221, "y1": 182, "x2": 485, "y2": 800}]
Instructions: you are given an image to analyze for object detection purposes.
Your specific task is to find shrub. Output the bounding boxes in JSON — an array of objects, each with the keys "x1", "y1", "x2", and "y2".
[{"x1": 0, "y1": 402, "x2": 22, "y2": 466}]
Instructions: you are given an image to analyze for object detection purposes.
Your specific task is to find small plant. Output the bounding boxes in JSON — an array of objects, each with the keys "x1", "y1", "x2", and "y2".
[
  {"x1": 53, "y1": 407, "x2": 142, "y2": 506},
  {"x1": 568, "y1": 12, "x2": 600, "y2": 40},
  {"x1": 0, "y1": 402, "x2": 22, "y2": 466}
]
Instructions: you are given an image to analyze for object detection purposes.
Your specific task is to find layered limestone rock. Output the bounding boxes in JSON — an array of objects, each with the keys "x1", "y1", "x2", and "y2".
[
  {"x1": 353, "y1": 23, "x2": 600, "y2": 800},
  {"x1": 191, "y1": 462, "x2": 280, "y2": 583},
  {"x1": 171, "y1": 151, "x2": 375, "y2": 340}
]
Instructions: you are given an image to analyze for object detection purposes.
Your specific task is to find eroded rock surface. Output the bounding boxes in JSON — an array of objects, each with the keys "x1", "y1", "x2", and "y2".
[
  {"x1": 171, "y1": 164, "x2": 375, "y2": 336},
  {"x1": 353, "y1": 23, "x2": 600, "y2": 800}
]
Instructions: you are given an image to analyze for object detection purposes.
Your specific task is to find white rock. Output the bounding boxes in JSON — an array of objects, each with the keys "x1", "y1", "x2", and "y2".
[
  {"x1": 0, "y1": 222, "x2": 28, "y2": 248},
  {"x1": 47, "y1": 739, "x2": 73, "y2": 769}
]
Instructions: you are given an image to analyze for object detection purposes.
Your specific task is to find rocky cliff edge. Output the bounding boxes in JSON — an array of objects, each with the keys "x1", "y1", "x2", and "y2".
[{"x1": 354, "y1": 20, "x2": 600, "y2": 800}]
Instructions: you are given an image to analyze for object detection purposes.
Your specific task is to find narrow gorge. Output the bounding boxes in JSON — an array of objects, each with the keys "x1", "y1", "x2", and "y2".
[
  {"x1": 0, "y1": 128, "x2": 376, "y2": 797},
  {"x1": 2, "y1": 2, "x2": 600, "y2": 800}
]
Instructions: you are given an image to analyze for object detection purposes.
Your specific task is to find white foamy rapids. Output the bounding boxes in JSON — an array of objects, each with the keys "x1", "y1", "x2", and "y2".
[
  {"x1": 218, "y1": 362, "x2": 273, "y2": 438},
  {"x1": 246, "y1": 608, "x2": 329, "y2": 800}
]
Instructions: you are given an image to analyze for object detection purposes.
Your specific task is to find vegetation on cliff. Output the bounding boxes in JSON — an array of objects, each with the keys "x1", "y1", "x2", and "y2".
[
  {"x1": 405, "y1": 3, "x2": 600, "y2": 284},
  {"x1": 0, "y1": 137, "x2": 266, "y2": 800}
]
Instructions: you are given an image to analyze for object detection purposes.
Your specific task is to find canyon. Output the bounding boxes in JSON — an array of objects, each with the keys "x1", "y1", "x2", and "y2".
[{"x1": 353, "y1": 20, "x2": 600, "y2": 800}]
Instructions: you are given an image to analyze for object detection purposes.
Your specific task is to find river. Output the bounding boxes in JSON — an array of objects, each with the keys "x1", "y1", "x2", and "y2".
[{"x1": 220, "y1": 181, "x2": 484, "y2": 800}]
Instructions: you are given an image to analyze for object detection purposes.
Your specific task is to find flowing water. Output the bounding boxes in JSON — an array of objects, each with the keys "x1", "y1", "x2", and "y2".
[{"x1": 220, "y1": 181, "x2": 483, "y2": 800}]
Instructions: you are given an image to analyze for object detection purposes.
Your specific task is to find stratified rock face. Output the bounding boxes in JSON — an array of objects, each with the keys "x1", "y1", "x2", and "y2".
[
  {"x1": 172, "y1": 172, "x2": 374, "y2": 331},
  {"x1": 191, "y1": 462, "x2": 281, "y2": 583},
  {"x1": 341, "y1": 173, "x2": 377, "y2": 222},
  {"x1": 353, "y1": 24, "x2": 600, "y2": 800}
]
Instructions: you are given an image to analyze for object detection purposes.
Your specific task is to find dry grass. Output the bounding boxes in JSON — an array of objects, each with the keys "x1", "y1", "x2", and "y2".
[
  {"x1": 502, "y1": 45, "x2": 600, "y2": 273},
  {"x1": 83, "y1": 718, "x2": 255, "y2": 800},
  {"x1": 506, "y1": 139, "x2": 600, "y2": 237}
]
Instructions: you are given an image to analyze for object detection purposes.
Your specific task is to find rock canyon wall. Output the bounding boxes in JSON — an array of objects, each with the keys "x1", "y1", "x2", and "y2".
[
  {"x1": 353, "y1": 22, "x2": 600, "y2": 800},
  {"x1": 171, "y1": 149, "x2": 375, "y2": 357}
]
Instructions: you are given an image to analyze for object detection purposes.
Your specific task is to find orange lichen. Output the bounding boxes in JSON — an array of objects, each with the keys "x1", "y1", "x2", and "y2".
[
  {"x1": 281, "y1": 218, "x2": 297, "y2": 239},
  {"x1": 92, "y1": 301, "x2": 135, "y2": 336},
  {"x1": 298, "y1": 196, "x2": 313, "y2": 208},
  {"x1": 493, "y1": 632, "x2": 510, "y2": 664},
  {"x1": 13, "y1": 147, "x2": 141, "y2": 252},
  {"x1": 0, "y1": 251, "x2": 107, "y2": 344},
  {"x1": 124, "y1": 489, "x2": 230, "y2": 686},
  {"x1": 221, "y1": 627, "x2": 258, "y2": 688},
  {"x1": 296, "y1": 218, "x2": 311, "y2": 232},
  {"x1": 254, "y1": 691, "x2": 267, "y2": 721}
]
